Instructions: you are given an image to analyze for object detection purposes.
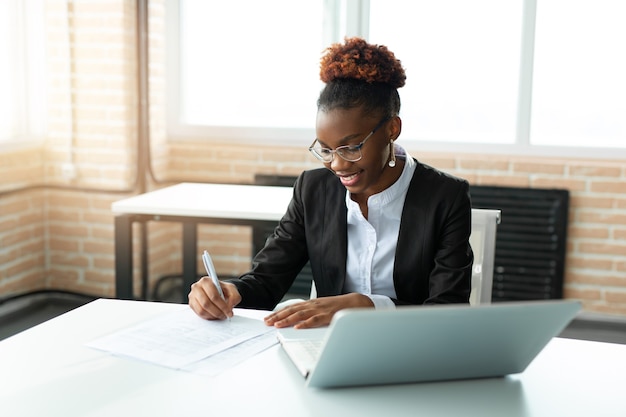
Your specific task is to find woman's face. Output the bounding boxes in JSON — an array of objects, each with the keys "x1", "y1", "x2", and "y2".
[{"x1": 314, "y1": 107, "x2": 402, "y2": 202}]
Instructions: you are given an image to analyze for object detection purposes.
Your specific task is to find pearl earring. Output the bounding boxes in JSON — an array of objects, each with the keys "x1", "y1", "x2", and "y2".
[{"x1": 388, "y1": 140, "x2": 396, "y2": 168}]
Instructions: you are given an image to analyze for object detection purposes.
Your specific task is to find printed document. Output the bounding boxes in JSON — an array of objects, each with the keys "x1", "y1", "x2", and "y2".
[{"x1": 87, "y1": 307, "x2": 275, "y2": 370}]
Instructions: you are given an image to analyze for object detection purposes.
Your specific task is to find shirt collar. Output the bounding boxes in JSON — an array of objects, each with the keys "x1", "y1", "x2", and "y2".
[{"x1": 345, "y1": 145, "x2": 415, "y2": 208}]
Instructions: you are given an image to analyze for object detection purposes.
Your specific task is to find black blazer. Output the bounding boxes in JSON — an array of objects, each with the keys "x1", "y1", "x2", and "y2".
[{"x1": 230, "y1": 159, "x2": 473, "y2": 310}]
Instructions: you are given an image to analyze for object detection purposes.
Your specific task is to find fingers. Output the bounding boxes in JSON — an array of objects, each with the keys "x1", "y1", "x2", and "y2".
[
  {"x1": 264, "y1": 302, "x2": 305, "y2": 327},
  {"x1": 264, "y1": 300, "x2": 332, "y2": 329},
  {"x1": 221, "y1": 283, "x2": 242, "y2": 308},
  {"x1": 293, "y1": 313, "x2": 329, "y2": 329},
  {"x1": 264, "y1": 293, "x2": 375, "y2": 329},
  {"x1": 188, "y1": 277, "x2": 240, "y2": 320}
]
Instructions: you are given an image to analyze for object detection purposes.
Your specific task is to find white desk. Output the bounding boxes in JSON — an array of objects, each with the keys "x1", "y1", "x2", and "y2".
[
  {"x1": 112, "y1": 183, "x2": 293, "y2": 300},
  {"x1": 1, "y1": 299, "x2": 625, "y2": 416}
]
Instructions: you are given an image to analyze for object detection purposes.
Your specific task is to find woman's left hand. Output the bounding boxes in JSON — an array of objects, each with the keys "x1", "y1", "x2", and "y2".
[{"x1": 264, "y1": 293, "x2": 374, "y2": 329}]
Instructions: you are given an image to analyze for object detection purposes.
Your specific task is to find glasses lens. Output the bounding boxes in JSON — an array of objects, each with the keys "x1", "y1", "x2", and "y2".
[
  {"x1": 336, "y1": 146, "x2": 362, "y2": 162},
  {"x1": 309, "y1": 146, "x2": 333, "y2": 162}
]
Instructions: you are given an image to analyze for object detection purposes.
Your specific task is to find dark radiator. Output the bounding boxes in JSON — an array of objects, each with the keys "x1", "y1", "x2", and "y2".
[
  {"x1": 470, "y1": 185, "x2": 569, "y2": 301},
  {"x1": 253, "y1": 175, "x2": 570, "y2": 301}
]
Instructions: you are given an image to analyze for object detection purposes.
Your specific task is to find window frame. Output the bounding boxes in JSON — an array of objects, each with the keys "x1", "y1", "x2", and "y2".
[{"x1": 165, "y1": 0, "x2": 626, "y2": 159}]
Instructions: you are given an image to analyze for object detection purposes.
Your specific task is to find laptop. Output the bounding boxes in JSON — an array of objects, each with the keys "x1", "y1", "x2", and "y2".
[{"x1": 276, "y1": 299, "x2": 581, "y2": 388}]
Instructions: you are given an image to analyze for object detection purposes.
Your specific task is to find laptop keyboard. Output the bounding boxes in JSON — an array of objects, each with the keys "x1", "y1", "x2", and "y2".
[{"x1": 287, "y1": 339, "x2": 323, "y2": 367}]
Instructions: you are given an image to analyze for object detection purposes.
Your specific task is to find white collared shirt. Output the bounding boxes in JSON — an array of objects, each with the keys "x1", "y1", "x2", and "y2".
[{"x1": 343, "y1": 149, "x2": 416, "y2": 308}]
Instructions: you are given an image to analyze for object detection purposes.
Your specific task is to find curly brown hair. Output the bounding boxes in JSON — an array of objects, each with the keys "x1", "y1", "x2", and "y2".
[
  {"x1": 317, "y1": 37, "x2": 405, "y2": 118},
  {"x1": 320, "y1": 37, "x2": 406, "y2": 89}
]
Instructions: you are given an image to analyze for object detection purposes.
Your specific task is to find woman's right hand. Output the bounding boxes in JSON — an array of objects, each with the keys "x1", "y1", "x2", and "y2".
[{"x1": 188, "y1": 277, "x2": 241, "y2": 320}]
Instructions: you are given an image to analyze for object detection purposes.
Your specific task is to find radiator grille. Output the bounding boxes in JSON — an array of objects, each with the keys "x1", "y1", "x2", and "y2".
[{"x1": 469, "y1": 185, "x2": 569, "y2": 301}]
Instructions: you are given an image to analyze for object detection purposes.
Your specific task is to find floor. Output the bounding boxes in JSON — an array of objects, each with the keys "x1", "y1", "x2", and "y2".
[
  {"x1": 1, "y1": 291, "x2": 626, "y2": 344},
  {"x1": 559, "y1": 313, "x2": 626, "y2": 345},
  {"x1": 0, "y1": 291, "x2": 97, "y2": 341}
]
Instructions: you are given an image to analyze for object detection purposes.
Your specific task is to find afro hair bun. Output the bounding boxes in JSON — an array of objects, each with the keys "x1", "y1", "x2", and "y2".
[{"x1": 319, "y1": 37, "x2": 406, "y2": 89}]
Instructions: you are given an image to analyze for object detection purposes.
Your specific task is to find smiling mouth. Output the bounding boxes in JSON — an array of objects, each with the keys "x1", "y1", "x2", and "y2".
[
  {"x1": 341, "y1": 172, "x2": 358, "y2": 181},
  {"x1": 337, "y1": 171, "x2": 362, "y2": 186}
]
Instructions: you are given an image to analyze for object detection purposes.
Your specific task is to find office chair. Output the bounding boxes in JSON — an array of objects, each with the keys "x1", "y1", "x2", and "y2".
[
  {"x1": 275, "y1": 208, "x2": 501, "y2": 310},
  {"x1": 467, "y1": 208, "x2": 501, "y2": 305}
]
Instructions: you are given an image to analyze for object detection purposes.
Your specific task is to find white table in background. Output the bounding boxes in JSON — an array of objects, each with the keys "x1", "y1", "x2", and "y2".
[{"x1": 112, "y1": 183, "x2": 293, "y2": 300}]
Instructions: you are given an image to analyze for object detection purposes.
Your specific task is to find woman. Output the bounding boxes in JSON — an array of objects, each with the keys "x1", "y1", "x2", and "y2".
[{"x1": 189, "y1": 37, "x2": 473, "y2": 328}]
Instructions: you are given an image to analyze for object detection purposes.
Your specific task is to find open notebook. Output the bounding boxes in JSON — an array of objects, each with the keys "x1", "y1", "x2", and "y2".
[{"x1": 277, "y1": 300, "x2": 581, "y2": 388}]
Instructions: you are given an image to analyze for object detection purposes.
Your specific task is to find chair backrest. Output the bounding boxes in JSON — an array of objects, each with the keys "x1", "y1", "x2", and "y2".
[
  {"x1": 468, "y1": 208, "x2": 501, "y2": 305},
  {"x1": 304, "y1": 208, "x2": 501, "y2": 306}
]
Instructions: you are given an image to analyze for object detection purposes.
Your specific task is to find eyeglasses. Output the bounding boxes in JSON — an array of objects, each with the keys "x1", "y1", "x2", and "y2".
[{"x1": 308, "y1": 116, "x2": 390, "y2": 163}]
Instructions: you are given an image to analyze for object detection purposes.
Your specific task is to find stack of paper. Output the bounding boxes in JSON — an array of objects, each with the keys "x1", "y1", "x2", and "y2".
[{"x1": 87, "y1": 307, "x2": 276, "y2": 376}]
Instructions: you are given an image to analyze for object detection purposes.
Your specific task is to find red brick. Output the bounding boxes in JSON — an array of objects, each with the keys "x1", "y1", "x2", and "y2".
[{"x1": 590, "y1": 181, "x2": 626, "y2": 194}]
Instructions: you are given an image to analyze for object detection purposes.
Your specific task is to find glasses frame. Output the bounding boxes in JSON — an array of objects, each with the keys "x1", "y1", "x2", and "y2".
[{"x1": 308, "y1": 116, "x2": 391, "y2": 163}]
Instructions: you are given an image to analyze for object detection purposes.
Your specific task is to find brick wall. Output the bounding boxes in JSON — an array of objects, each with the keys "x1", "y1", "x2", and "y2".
[
  {"x1": 0, "y1": 0, "x2": 625, "y2": 317},
  {"x1": 0, "y1": 188, "x2": 45, "y2": 295}
]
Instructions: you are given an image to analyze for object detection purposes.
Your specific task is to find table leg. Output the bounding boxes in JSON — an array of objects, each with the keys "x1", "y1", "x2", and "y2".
[
  {"x1": 182, "y1": 222, "x2": 198, "y2": 303},
  {"x1": 115, "y1": 215, "x2": 134, "y2": 299}
]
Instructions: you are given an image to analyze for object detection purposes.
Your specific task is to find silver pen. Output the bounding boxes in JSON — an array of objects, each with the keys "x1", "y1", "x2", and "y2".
[{"x1": 202, "y1": 249, "x2": 226, "y2": 301}]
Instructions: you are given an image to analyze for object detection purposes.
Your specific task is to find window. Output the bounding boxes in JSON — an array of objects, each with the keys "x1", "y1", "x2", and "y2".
[
  {"x1": 169, "y1": 0, "x2": 626, "y2": 156},
  {"x1": 368, "y1": 0, "x2": 523, "y2": 144},
  {"x1": 0, "y1": 0, "x2": 46, "y2": 143},
  {"x1": 530, "y1": 0, "x2": 626, "y2": 148},
  {"x1": 169, "y1": 0, "x2": 328, "y2": 142}
]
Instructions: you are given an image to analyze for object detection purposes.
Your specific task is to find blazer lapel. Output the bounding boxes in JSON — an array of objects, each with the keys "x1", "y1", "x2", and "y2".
[{"x1": 319, "y1": 174, "x2": 348, "y2": 296}]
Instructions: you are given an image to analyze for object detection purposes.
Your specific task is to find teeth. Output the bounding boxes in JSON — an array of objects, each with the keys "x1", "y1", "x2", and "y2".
[{"x1": 342, "y1": 173, "x2": 358, "y2": 181}]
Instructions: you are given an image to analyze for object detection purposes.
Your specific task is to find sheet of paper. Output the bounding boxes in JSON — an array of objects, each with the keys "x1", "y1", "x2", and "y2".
[
  {"x1": 87, "y1": 307, "x2": 274, "y2": 369},
  {"x1": 182, "y1": 331, "x2": 278, "y2": 377}
]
